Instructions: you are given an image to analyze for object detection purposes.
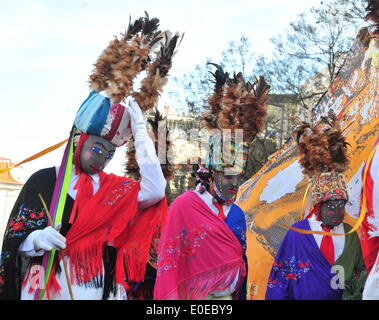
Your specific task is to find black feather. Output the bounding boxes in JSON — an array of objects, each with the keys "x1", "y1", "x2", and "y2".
[
  {"x1": 143, "y1": 17, "x2": 160, "y2": 36},
  {"x1": 207, "y1": 63, "x2": 228, "y2": 88}
]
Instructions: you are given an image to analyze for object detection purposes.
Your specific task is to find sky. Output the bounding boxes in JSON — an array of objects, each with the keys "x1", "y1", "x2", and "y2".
[{"x1": 0, "y1": 0, "x2": 326, "y2": 182}]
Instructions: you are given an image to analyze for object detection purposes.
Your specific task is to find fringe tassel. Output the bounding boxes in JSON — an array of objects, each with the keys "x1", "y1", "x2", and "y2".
[
  {"x1": 115, "y1": 200, "x2": 167, "y2": 291},
  {"x1": 166, "y1": 259, "x2": 244, "y2": 300},
  {"x1": 65, "y1": 242, "x2": 105, "y2": 286},
  {"x1": 45, "y1": 262, "x2": 62, "y2": 300},
  {"x1": 114, "y1": 225, "x2": 156, "y2": 289}
]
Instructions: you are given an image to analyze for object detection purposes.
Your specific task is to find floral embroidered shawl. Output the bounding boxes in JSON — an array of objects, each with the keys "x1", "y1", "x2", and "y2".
[
  {"x1": 265, "y1": 219, "x2": 367, "y2": 300},
  {"x1": 154, "y1": 190, "x2": 246, "y2": 300},
  {"x1": 0, "y1": 167, "x2": 167, "y2": 299}
]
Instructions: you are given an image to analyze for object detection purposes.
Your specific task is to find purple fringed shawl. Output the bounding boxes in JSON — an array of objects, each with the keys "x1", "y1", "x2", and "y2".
[{"x1": 265, "y1": 219, "x2": 343, "y2": 300}]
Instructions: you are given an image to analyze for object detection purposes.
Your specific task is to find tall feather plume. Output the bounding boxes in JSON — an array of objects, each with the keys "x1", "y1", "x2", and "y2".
[
  {"x1": 219, "y1": 72, "x2": 245, "y2": 130},
  {"x1": 320, "y1": 109, "x2": 350, "y2": 172},
  {"x1": 201, "y1": 64, "x2": 270, "y2": 144},
  {"x1": 239, "y1": 76, "x2": 270, "y2": 143},
  {"x1": 201, "y1": 63, "x2": 228, "y2": 130},
  {"x1": 88, "y1": 12, "x2": 164, "y2": 103},
  {"x1": 93, "y1": 13, "x2": 181, "y2": 180},
  {"x1": 147, "y1": 108, "x2": 174, "y2": 180},
  {"x1": 295, "y1": 123, "x2": 332, "y2": 177},
  {"x1": 125, "y1": 139, "x2": 140, "y2": 181},
  {"x1": 294, "y1": 109, "x2": 349, "y2": 177},
  {"x1": 133, "y1": 32, "x2": 184, "y2": 112}
]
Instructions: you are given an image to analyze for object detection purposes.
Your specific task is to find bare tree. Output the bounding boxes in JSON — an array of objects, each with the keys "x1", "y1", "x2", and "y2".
[
  {"x1": 322, "y1": 0, "x2": 366, "y2": 21},
  {"x1": 172, "y1": 60, "x2": 213, "y2": 116},
  {"x1": 221, "y1": 36, "x2": 255, "y2": 75},
  {"x1": 174, "y1": 36, "x2": 256, "y2": 116},
  {"x1": 254, "y1": 0, "x2": 366, "y2": 115},
  {"x1": 170, "y1": 0, "x2": 367, "y2": 186}
]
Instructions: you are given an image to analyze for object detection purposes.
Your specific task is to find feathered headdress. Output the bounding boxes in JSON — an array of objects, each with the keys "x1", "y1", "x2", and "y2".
[
  {"x1": 89, "y1": 12, "x2": 182, "y2": 108},
  {"x1": 202, "y1": 63, "x2": 229, "y2": 131},
  {"x1": 201, "y1": 63, "x2": 270, "y2": 174},
  {"x1": 132, "y1": 32, "x2": 183, "y2": 111},
  {"x1": 75, "y1": 12, "x2": 182, "y2": 151},
  {"x1": 294, "y1": 109, "x2": 350, "y2": 205},
  {"x1": 88, "y1": 12, "x2": 182, "y2": 177}
]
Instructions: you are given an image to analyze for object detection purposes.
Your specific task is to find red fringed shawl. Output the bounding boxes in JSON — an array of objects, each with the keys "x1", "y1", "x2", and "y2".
[{"x1": 62, "y1": 173, "x2": 167, "y2": 290}]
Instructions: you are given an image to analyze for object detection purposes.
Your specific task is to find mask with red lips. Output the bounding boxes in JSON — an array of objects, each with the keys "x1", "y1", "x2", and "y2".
[
  {"x1": 78, "y1": 135, "x2": 116, "y2": 175},
  {"x1": 320, "y1": 199, "x2": 347, "y2": 228},
  {"x1": 211, "y1": 170, "x2": 242, "y2": 203}
]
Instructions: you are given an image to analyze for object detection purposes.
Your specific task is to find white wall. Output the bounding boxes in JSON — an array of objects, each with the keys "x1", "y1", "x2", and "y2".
[{"x1": 0, "y1": 184, "x2": 22, "y2": 252}]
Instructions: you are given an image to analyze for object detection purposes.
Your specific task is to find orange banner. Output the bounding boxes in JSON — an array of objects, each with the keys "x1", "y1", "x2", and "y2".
[
  {"x1": 236, "y1": 28, "x2": 379, "y2": 300},
  {"x1": 0, "y1": 139, "x2": 68, "y2": 174}
]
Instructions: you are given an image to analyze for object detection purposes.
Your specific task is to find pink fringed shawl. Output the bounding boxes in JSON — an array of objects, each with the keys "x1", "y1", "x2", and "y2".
[{"x1": 154, "y1": 191, "x2": 245, "y2": 300}]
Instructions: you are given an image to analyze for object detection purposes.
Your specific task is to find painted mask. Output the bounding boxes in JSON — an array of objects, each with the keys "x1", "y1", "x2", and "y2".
[
  {"x1": 79, "y1": 135, "x2": 116, "y2": 175},
  {"x1": 320, "y1": 199, "x2": 346, "y2": 228},
  {"x1": 212, "y1": 170, "x2": 242, "y2": 203}
]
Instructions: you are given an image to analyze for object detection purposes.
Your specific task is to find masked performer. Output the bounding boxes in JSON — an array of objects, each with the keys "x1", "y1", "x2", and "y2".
[
  {"x1": 154, "y1": 64, "x2": 270, "y2": 300},
  {"x1": 265, "y1": 111, "x2": 367, "y2": 300},
  {"x1": 0, "y1": 13, "x2": 181, "y2": 300}
]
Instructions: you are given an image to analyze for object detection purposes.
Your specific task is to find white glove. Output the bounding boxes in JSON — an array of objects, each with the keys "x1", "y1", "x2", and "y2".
[
  {"x1": 126, "y1": 97, "x2": 148, "y2": 140},
  {"x1": 33, "y1": 225, "x2": 66, "y2": 252}
]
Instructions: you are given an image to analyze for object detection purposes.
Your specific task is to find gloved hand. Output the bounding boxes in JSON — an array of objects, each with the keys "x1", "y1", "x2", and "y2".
[
  {"x1": 33, "y1": 225, "x2": 66, "y2": 252},
  {"x1": 126, "y1": 96, "x2": 148, "y2": 140}
]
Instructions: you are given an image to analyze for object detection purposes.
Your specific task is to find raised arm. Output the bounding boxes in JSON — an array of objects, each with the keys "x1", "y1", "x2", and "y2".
[{"x1": 127, "y1": 97, "x2": 166, "y2": 211}]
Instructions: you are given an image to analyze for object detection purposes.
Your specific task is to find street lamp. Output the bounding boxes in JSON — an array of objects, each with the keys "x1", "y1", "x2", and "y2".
[{"x1": 269, "y1": 103, "x2": 285, "y2": 148}]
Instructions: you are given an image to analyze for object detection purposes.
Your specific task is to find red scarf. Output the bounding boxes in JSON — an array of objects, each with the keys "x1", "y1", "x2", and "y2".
[
  {"x1": 53, "y1": 133, "x2": 168, "y2": 290},
  {"x1": 307, "y1": 203, "x2": 335, "y2": 265},
  {"x1": 320, "y1": 224, "x2": 335, "y2": 265},
  {"x1": 214, "y1": 202, "x2": 226, "y2": 220},
  {"x1": 63, "y1": 173, "x2": 167, "y2": 289}
]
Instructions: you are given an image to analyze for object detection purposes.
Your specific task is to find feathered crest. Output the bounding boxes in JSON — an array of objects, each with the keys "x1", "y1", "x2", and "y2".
[
  {"x1": 294, "y1": 109, "x2": 349, "y2": 177},
  {"x1": 201, "y1": 63, "x2": 270, "y2": 144},
  {"x1": 133, "y1": 32, "x2": 184, "y2": 111},
  {"x1": 201, "y1": 63, "x2": 228, "y2": 130},
  {"x1": 89, "y1": 11, "x2": 183, "y2": 109},
  {"x1": 147, "y1": 108, "x2": 174, "y2": 180},
  {"x1": 94, "y1": 12, "x2": 182, "y2": 180},
  {"x1": 124, "y1": 140, "x2": 140, "y2": 181},
  {"x1": 365, "y1": 0, "x2": 379, "y2": 35}
]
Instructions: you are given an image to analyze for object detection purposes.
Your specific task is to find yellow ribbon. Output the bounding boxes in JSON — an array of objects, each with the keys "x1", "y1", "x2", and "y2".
[
  {"x1": 300, "y1": 184, "x2": 311, "y2": 219},
  {"x1": 0, "y1": 139, "x2": 68, "y2": 174}
]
